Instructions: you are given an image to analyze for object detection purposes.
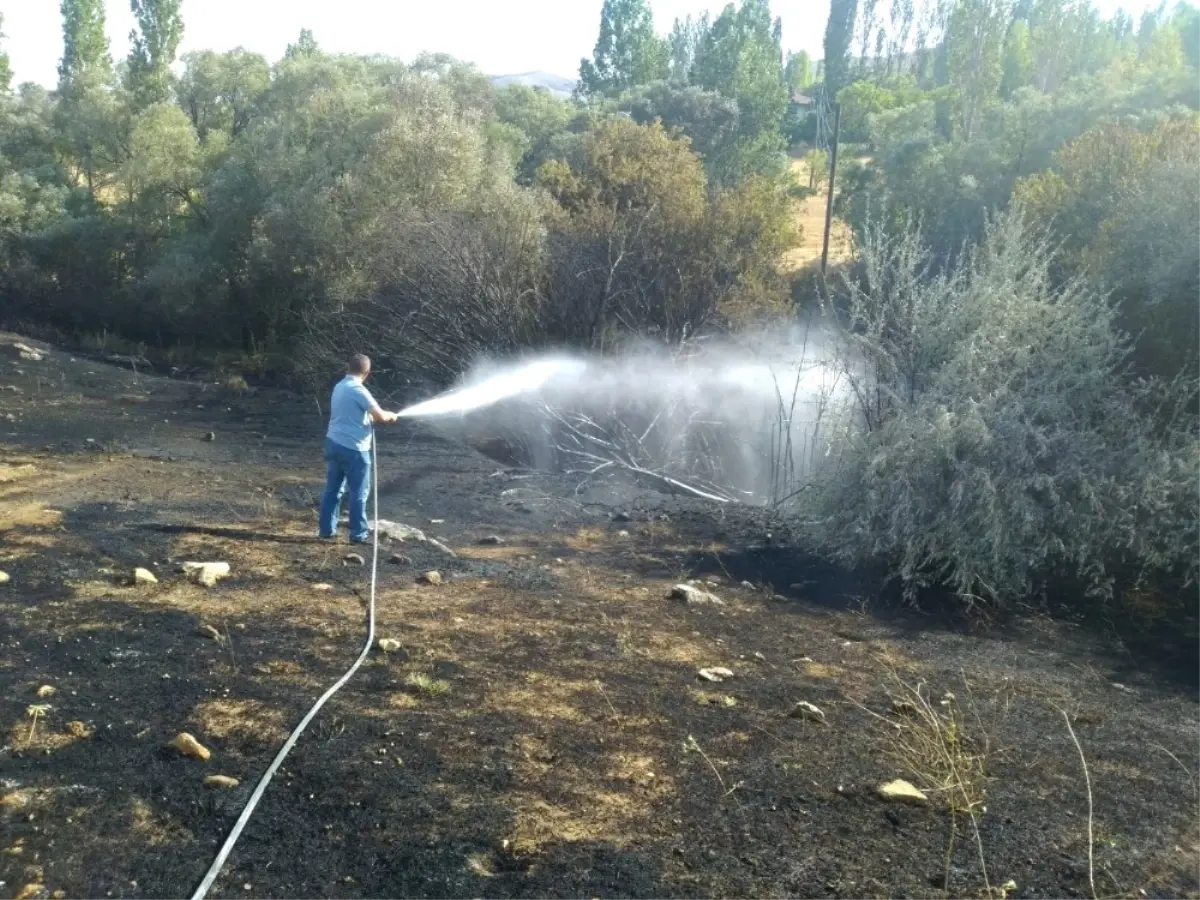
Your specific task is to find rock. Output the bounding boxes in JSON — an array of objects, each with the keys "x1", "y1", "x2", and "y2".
[
  {"x1": 197, "y1": 625, "x2": 222, "y2": 641},
  {"x1": 202, "y1": 432, "x2": 216, "y2": 442},
  {"x1": 877, "y1": 779, "x2": 928, "y2": 805},
  {"x1": 0, "y1": 384, "x2": 20, "y2": 392},
  {"x1": 66, "y1": 721, "x2": 91, "y2": 738},
  {"x1": 418, "y1": 570, "x2": 442, "y2": 586},
  {"x1": 203, "y1": 775, "x2": 240, "y2": 789},
  {"x1": 15, "y1": 883, "x2": 45, "y2": 900},
  {"x1": 377, "y1": 638, "x2": 401, "y2": 653},
  {"x1": 4, "y1": 341, "x2": 44, "y2": 362},
  {"x1": 182, "y1": 561, "x2": 230, "y2": 587},
  {"x1": 168, "y1": 732, "x2": 211, "y2": 761},
  {"x1": 0, "y1": 571, "x2": 9, "y2": 585},
  {"x1": 343, "y1": 553, "x2": 365, "y2": 566},
  {"x1": 132, "y1": 567, "x2": 158, "y2": 586},
  {"x1": 697, "y1": 667, "x2": 735, "y2": 683},
  {"x1": 311, "y1": 583, "x2": 333, "y2": 591},
  {"x1": 388, "y1": 553, "x2": 411, "y2": 566},
  {"x1": 789, "y1": 700, "x2": 827, "y2": 724},
  {"x1": 35, "y1": 685, "x2": 56, "y2": 698},
  {"x1": 612, "y1": 511, "x2": 632, "y2": 522},
  {"x1": 477, "y1": 535, "x2": 505, "y2": 546},
  {"x1": 372, "y1": 519, "x2": 456, "y2": 556},
  {"x1": 670, "y1": 584, "x2": 724, "y2": 606},
  {"x1": 740, "y1": 580, "x2": 755, "y2": 589}
]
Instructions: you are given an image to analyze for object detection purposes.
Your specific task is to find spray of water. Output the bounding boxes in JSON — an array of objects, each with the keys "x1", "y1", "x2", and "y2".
[{"x1": 397, "y1": 323, "x2": 855, "y2": 505}]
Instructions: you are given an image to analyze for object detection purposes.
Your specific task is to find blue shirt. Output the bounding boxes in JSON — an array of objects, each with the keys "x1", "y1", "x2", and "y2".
[{"x1": 326, "y1": 375, "x2": 377, "y2": 452}]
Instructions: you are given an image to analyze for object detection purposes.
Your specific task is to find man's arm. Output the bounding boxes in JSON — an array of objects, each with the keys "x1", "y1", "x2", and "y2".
[
  {"x1": 359, "y1": 385, "x2": 398, "y2": 423},
  {"x1": 368, "y1": 403, "x2": 399, "y2": 424}
]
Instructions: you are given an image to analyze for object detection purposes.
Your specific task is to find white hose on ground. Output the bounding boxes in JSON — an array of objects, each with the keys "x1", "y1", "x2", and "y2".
[{"x1": 191, "y1": 432, "x2": 381, "y2": 900}]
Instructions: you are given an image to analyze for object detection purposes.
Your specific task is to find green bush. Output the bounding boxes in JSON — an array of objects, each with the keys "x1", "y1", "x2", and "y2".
[{"x1": 805, "y1": 208, "x2": 1198, "y2": 606}]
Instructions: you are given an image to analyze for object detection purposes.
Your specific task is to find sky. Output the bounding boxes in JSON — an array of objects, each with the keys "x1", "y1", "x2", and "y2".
[{"x1": 2, "y1": 0, "x2": 1161, "y2": 90}]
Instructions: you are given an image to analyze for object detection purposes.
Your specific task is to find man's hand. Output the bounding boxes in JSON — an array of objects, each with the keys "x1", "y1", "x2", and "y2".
[{"x1": 369, "y1": 406, "x2": 400, "y2": 424}]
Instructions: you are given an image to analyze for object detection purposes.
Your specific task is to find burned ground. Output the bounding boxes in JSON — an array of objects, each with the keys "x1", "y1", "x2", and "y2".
[{"x1": 0, "y1": 333, "x2": 1197, "y2": 900}]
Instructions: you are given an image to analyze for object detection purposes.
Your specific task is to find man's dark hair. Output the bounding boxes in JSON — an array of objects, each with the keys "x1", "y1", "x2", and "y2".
[{"x1": 347, "y1": 354, "x2": 371, "y2": 375}]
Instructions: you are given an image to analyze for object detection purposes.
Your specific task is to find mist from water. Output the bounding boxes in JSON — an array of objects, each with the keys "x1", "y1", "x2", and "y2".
[{"x1": 398, "y1": 322, "x2": 857, "y2": 505}]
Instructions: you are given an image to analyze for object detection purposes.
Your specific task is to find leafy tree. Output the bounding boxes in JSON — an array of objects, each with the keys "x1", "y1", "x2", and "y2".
[
  {"x1": 177, "y1": 48, "x2": 269, "y2": 142},
  {"x1": 537, "y1": 119, "x2": 792, "y2": 345},
  {"x1": 785, "y1": 50, "x2": 813, "y2": 92},
  {"x1": 836, "y1": 75, "x2": 923, "y2": 142},
  {"x1": 58, "y1": 0, "x2": 112, "y2": 93},
  {"x1": 56, "y1": 0, "x2": 119, "y2": 202},
  {"x1": 621, "y1": 81, "x2": 743, "y2": 183},
  {"x1": 284, "y1": 28, "x2": 321, "y2": 60},
  {"x1": 692, "y1": 0, "x2": 788, "y2": 160},
  {"x1": 944, "y1": 0, "x2": 1011, "y2": 139},
  {"x1": 0, "y1": 14, "x2": 12, "y2": 94},
  {"x1": 824, "y1": 0, "x2": 859, "y2": 94},
  {"x1": 1176, "y1": 2, "x2": 1200, "y2": 69},
  {"x1": 493, "y1": 83, "x2": 573, "y2": 181},
  {"x1": 1000, "y1": 18, "x2": 1032, "y2": 96},
  {"x1": 126, "y1": 0, "x2": 185, "y2": 109},
  {"x1": 668, "y1": 13, "x2": 708, "y2": 83},
  {"x1": 577, "y1": 0, "x2": 669, "y2": 98}
]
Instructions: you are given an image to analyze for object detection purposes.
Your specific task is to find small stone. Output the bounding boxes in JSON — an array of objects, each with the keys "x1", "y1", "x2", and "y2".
[
  {"x1": 789, "y1": 700, "x2": 827, "y2": 724},
  {"x1": 168, "y1": 732, "x2": 211, "y2": 761},
  {"x1": 343, "y1": 553, "x2": 365, "y2": 566},
  {"x1": 202, "y1": 432, "x2": 216, "y2": 442},
  {"x1": 311, "y1": 583, "x2": 333, "y2": 591},
  {"x1": 182, "y1": 561, "x2": 230, "y2": 587},
  {"x1": 197, "y1": 625, "x2": 222, "y2": 641},
  {"x1": 477, "y1": 535, "x2": 505, "y2": 546},
  {"x1": 877, "y1": 779, "x2": 928, "y2": 805},
  {"x1": 66, "y1": 721, "x2": 91, "y2": 738},
  {"x1": 698, "y1": 667, "x2": 734, "y2": 683},
  {"x1": 36, "y1": 685, "x2": 56, "y2": 698},
  {"x1": 373, "y1": 519, "x2": 457, "y2": 556},
  {"x1": 418, "y1": 571, "x2": 442, "y2": 586},
  {"x1": 670, "y1": 584, "x2": 724, "y2": 606},
  {"x1": 388, "y1": 553, "x2": 411, "y2": 566},
  {"x1": 203, "y1": 775, "x2": 239, "y2": 788},
  {"x1": 0, "y1": 571, "x2": 9, "y2": 585},
  {"x1": 132, "y1": 567, "x2": 158, "y2": 586},
  {"x1": 15, "y1": 883, "x2": 45, "y2": 900},
  {"x1": 377, "y1": 638, "x2": 401, "y2": 653}
]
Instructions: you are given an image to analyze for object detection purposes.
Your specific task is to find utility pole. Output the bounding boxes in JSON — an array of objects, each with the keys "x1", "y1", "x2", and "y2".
[{"x1": 820, "y1": 101, "x2": 841, "y2": 277}]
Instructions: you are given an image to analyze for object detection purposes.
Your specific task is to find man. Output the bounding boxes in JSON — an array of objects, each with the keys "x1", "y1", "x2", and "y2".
[{"x1": 319, "y1": 354, "x2": 399, "y2": 543}]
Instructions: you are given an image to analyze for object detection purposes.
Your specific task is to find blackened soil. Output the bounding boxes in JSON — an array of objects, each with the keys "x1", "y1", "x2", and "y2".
[{"x1": 0, "y1": 333, "x2": 1196, "y2": 900}]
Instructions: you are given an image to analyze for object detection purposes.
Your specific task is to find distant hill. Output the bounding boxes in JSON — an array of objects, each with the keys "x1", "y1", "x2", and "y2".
[{"x1": 490, "y1": 71, "x2": 576, "y2": 97}]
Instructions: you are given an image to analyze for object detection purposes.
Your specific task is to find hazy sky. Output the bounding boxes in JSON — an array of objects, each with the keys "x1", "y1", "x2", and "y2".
[{"x1": 2, "y1": 0, "x2": 1159, "y2": 90}]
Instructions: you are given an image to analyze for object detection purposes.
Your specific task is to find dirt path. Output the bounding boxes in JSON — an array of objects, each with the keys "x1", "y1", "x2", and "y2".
[
  {"x1": 782, "y1": 157, "x2": 854, "y2": 274},
  {"x1": 1, "y1": 333, "x2": 1196, "y2": 900}
]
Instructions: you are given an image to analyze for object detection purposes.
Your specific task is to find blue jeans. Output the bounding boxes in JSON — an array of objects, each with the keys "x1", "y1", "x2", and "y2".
[{"x1": 319, "y1": 438, "x2": 371, "y2": 542}]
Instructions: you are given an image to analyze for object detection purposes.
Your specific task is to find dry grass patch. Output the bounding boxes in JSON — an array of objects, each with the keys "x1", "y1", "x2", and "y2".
[{"x1": 192, "y1": 697, "x2": 289, "y2": 745}]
